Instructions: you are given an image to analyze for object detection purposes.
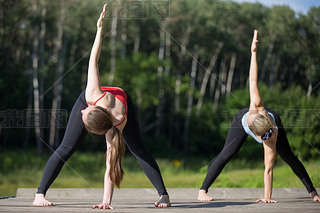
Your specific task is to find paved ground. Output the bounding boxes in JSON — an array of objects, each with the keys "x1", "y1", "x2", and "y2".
[{"x1": 0, "y1": 188, "x2": 319, "y2": 212}]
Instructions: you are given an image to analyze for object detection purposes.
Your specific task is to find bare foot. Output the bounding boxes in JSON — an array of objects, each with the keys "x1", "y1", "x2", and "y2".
[
  {"x1": 197, "y1": 189, "x2": 214, "y2": 201},
  {"x1": 32, "y1": 194, "x2": 53, "y2": 206},
  {"x1": 154, "y1": 194, "x2": 171, "y2": 208}
]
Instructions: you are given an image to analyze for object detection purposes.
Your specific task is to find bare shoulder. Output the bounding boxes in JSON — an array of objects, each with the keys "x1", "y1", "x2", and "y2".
[
  {"x1": 85, "y1": 89, "x2": 103, "y2": 105},
  {"x1": 248, "y1": 104, "x2": 264, "y2": 114}
]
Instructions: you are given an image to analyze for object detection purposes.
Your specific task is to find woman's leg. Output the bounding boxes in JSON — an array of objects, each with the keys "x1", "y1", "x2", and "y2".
[
  {"x1": 36, "y1": 91, "x2": 88, "y2": 195},
  {"x1": 122, "y1": 92, "x2": 168, "y2": 198},
  {"x1": 200, "y1": 108, "x2": 249, "y2": 195},
  {"x1": 269, "y1": 109, "x2": 316, "y2": 194}
]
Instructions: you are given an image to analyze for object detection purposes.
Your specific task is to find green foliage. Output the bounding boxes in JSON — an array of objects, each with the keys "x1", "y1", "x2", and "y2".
[
  {"x1": 108, "y1": 53, "x2": 170, "y2": 111},
  {"x1": 1, "y1": 0, "x2": 320, "y2": 161}
]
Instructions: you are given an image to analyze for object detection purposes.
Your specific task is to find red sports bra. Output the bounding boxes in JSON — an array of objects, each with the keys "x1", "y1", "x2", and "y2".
[{"x1": 86, "y1": 86, "x2": 128, "y2": 127}]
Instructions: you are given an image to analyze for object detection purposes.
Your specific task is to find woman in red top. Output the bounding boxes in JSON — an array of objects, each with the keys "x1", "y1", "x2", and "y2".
[{"x1": 33, "y1": 4, "x2": 170, "y2": 208}]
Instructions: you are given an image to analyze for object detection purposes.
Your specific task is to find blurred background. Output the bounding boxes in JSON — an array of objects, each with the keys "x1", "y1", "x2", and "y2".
[{"x1": 0, "y1": 0, "x2": 319, "y2": 196}]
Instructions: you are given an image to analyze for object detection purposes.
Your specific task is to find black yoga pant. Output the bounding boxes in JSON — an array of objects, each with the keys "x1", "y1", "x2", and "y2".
[
  {"x1": 37, "y1": 90, "x2": 167, "y2": 196},
  {"x1": 201, "y1": 107, "x2": 316, "y2": 194}
]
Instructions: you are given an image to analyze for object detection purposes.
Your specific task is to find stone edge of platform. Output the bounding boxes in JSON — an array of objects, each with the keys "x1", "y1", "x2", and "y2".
[{"x1": 15, "y1": 188, "x2": 319, "y2": 199}]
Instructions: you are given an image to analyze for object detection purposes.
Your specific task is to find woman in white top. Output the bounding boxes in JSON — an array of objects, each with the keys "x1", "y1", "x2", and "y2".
[{"x1": 198, "y1": 30, "x2": 320, "y2": 203}]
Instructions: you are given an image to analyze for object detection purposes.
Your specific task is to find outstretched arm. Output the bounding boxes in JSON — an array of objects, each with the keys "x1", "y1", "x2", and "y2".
[
  {"x1": 249, "y1": 30, "x2": 264, "y2": 112},
  {"x1": 92, "y1": 132, "x2": 115, "y2": 209},
  {"x1": 256, "y1": 139, "x2": 277, "y2": 203},
  {"x1": 85, "y1": 3, "x2": 107, "y2": 100}
]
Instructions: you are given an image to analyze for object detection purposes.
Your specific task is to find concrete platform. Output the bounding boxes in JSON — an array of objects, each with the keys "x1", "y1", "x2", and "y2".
[{"x1": 0, "y1": 188, "x2": 319, "y2": 212}]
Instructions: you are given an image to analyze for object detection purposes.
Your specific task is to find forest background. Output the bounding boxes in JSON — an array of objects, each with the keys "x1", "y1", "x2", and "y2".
[{"x1": 0, "y1": 0, "x2": 320, "y2": 196}]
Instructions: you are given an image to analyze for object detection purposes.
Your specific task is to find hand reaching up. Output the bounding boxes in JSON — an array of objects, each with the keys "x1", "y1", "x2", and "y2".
[
  {"x1": 97, "y1": 3, "x2": 107, "y2": 29},
  {"x1": 251, "y1": 29, "x2": 258, "y2": 53}
]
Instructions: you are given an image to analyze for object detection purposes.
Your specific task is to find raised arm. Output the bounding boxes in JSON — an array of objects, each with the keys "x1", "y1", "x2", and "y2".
[
  {"x1": 85, "y1": 4, "x2": 107, "y2": 100},
  {"x1": 249, "y1": 30, "x2": 264, "y2": 112}
]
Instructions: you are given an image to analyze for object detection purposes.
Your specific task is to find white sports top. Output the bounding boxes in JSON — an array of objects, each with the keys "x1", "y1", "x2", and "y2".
[{"x1": 241, "y1": 109, "x2": 278, "y2": 143}]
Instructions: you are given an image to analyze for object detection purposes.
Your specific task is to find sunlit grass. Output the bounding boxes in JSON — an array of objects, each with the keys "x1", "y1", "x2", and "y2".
[{"x1": 0, "y1": 150, "x2": 319, "y2": 197}]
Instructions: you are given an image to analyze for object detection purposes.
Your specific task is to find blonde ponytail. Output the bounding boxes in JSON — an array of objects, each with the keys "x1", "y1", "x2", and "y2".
[{"x1": 108, "y1": 126, "x2": 125, "y2": 188}]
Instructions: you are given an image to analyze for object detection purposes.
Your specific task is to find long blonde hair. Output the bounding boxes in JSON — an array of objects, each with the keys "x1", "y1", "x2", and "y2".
[
  {"x1": 84, "y1": 106, "x2": 125, "y2": 188},
  {"x1": 249, "y1": 113, "x2": 276, "y2": 136}
]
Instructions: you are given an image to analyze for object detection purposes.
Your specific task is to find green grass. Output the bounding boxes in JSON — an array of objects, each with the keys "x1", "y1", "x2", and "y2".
[{"x1": 0, "y1": 150, "x2": 319, "y2": 197}]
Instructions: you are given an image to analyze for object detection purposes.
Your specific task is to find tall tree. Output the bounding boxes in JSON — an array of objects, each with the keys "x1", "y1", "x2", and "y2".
[
  {"x1": 226, "y1": 53, "x2": 236, "y2": 97},
  {"x1": 213, "y1": 57, "x2": 226, "y2": 112},
  {"x1": 173, "y1": 25, "x2": 190, "y2": 148},
  {"x1": 155, "y1": 22, "x2": 166, "y2": 136},
  {"x1": 120, "y1": 2, "x2": 127, "y2": 59},
  {"x1": 260, "y1": 34, "x2": 275, "y2": 82},
  {"x1": 299, "y1": 7, "x2": 320, "y2": 96},
  {"x1": 196, "y1": 41, "x2": 223, "y2": 116},
  {"x1": 31, "y1": 0, "x2": 42, "y2": 154},
  {"x1": 183, "y1": 45, "x2": 199, "y2": 154},
  {"x1": 25, "y1": 69, "x2": 33, "y2": 149},
  {"x1": 49, "y1": 0, "x2": 66, "y2": 148},
  {"x1": 108, "y1": 4, "x2": 119, "y2": 84},
  {"x1": 133, "y1": 30, "x2": 140, "y2": 53},
  {"x1": 38, "y1": 0, "x2": 46, "y2": 145},
  {"x1": 268, "y1": 55, "x2": 280, "y2": 90}
]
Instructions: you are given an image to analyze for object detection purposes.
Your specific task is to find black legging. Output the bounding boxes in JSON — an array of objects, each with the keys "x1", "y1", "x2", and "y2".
[
  {"x1": 201, "y1": 107, "x2": 316, "y2": 194},
  {"x1": 37, "y1": 90, "x2": 167, "y2": 196}
]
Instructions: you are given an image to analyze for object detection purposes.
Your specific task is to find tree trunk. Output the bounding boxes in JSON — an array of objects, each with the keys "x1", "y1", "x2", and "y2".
[
  {"x1": 164, "y1": 24, "x2": 172, "y2": 144},
  {"x1": 196, "y1": 41, "x2": 223, "y2": 116},
  {"x1": 49, "y1": 1, "x2": 65, "y2": 148},
  {"x1": 220, "y1": 57, "x2": 228, "y2": 96},
  {"x1": 306, "y1": 64, "x2": 315, "y2": 97},
  {"x1": 80, "y1": 26, "x2": 89, "y2": 91},
  {"x1": 164, "y1": 26, "x2": 171, "y2": 76},
  {"x1": 32, "y1": 0, "x2": 42, "y2": 155},
  {"x1": 183, "y1": 46, "x2": 199, "y2": 154},
  {"x1": 67, "y1": 21, "x2": 80, "y2": 71},
  {"x1": 133, "y1": 31, "x2": 140, "y2": 53},
  {"x1": 68, "y1": 42, "x2": 77, "y2": 71},
  {"x1": 209, "y1": 68, "x2": 216, "y2": 101},
  {"x1": 54, "y1": 40, "x2": 67, "y2": 147},
  {"x1": 173, "y1": 25, "x2": 190, "y2": 148},
  {"x1": 213, "y1": 59, "x2": 226, "y2": 112},
  {"x1": 24, "y1": 69, "x2": 33, "y2": 149},
  {"x1": 120, "y1": 10, "x2": 127, "y2": 59},
  {"x1": 260, "y1": 34, "x2": 276, "y2": 82},
  {"x1": 39, "y1": 0, "x2": 46, "y2": 144},
  {"x1": 269, "y1": 55, "x2": 280, "y2": 90},
  {"x1": 226, "y1": 53, "x2": 236, "y2": 97},
  {"x1": 155, "y1": 22, "x2": 166, "y2": 136},
  {"x1": 173, "y1": 73, "x2": 181, "y2": 147},
  {"x1": 109, "y1": 7, "x2": 119, "y2": 84}
]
